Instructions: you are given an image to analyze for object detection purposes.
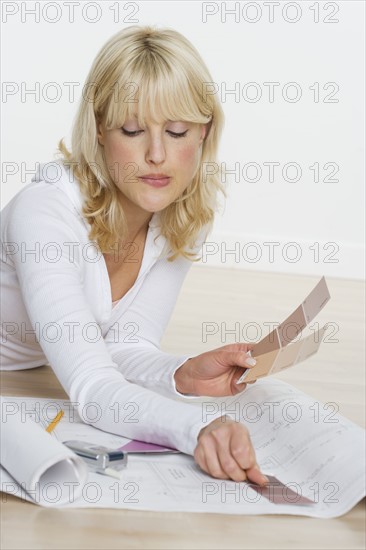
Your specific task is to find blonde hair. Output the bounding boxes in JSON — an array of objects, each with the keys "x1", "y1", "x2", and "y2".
[{"x1": 56, "y1": 25, "x2": 226, "y2": 261}]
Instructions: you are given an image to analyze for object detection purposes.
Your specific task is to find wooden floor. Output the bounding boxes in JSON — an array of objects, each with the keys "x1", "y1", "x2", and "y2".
[{"x1": 1, "y1": 267, "x2": 365, "y2": 550}]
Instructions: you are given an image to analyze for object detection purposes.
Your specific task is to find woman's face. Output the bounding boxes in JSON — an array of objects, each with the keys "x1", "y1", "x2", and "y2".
[{"x1": 97, "y1": 115, "x2": 208, "y2": 214}]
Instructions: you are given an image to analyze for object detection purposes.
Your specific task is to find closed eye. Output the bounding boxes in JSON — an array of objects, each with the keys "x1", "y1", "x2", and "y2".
[
  {"x1": 168, "y1": 130, "x2": 188, "y2": 138},
  {"x1": 120, "y1": 128, "x2": 142, "y2": 137}
]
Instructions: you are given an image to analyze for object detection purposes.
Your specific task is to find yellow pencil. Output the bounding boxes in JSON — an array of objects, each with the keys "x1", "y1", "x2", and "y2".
[{"x1": 45, "y1": 410, "x2": 64, "y2": 433}]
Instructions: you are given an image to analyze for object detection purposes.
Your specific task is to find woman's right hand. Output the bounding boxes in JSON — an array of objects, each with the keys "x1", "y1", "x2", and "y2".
[{"x1": 194, "y1": 415, "x2": 268, "y2": 485}]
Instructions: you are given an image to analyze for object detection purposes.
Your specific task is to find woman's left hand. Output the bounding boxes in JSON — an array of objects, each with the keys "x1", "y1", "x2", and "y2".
[{"x1": 174, "y1": 343, "x2": 257, "y2": 397}]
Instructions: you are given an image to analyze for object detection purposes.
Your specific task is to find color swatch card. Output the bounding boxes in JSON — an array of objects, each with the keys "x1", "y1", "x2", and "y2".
[
  {"x1": 118, "y1": 440, "x2": 179, "y2": 454},
  {"x1": 249, "y1": 475, "x2": 315, "y2": 505},
  {"x1": 237, "y1": 277, "x2": 330, "y2": 383}
]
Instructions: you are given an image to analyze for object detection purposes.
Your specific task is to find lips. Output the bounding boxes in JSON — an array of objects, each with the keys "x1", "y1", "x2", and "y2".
[{"x1": 139, "y1": 175, "x2": 171, "y2": 188}]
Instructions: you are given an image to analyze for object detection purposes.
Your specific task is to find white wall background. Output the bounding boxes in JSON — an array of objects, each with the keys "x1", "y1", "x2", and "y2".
[{"x1": 1, "y1": 1, "x2": 365, "y2": 279}]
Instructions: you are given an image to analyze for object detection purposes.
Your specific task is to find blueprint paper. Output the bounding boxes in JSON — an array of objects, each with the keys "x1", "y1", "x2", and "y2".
[{"x1": 1, "y1": 377, "x2": 364, "y2": 517}]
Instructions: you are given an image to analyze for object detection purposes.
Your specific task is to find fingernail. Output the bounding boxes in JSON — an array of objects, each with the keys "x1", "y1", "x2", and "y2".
[
  {"x1": 245, "y1": 357, "x2": 256, "y2": 367},
  {"x1": 253, "y1": 465, "x2": 269, "y2": 484}
]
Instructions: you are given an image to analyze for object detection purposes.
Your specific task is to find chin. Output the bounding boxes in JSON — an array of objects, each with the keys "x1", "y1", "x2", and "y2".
[{"x1": 138, "y1": 198, "x2": 173, "y2": 212}]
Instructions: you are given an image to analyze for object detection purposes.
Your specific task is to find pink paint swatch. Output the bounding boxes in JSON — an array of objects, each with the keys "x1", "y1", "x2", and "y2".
[{"x1": 118, "y1": 440, "x2": 180, "y2": 454}]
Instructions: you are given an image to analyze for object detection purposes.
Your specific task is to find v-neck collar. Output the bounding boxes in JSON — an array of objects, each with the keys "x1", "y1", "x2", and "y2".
[
  {"x1": 31, "y1": 160, "x2": 168, "y2": 323},
  {"x1": 103, "y1": 211, "x2": 166, "y2": 310}
]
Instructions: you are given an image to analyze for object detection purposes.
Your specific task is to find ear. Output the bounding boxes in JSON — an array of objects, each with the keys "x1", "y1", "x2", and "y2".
[
  {"x1": 199, "y1": 119, "x2": 212, "y2": 145},
  {"x1": 97, "y1": 120, "x2": 104, "y2": 146}
]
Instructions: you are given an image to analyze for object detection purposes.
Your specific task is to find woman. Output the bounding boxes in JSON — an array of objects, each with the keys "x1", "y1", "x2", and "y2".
[{"x1": 1, "y1": 25, "x2": 267, "y2": 486}]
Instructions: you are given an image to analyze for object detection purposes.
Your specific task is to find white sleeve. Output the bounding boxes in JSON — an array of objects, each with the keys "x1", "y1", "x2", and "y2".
[
  {"x1": 4, "y1": 185, "x2": 223, "y2": 455},
  {"x1": 104, "y1": 252, "x2": 204, "y2": 400}
]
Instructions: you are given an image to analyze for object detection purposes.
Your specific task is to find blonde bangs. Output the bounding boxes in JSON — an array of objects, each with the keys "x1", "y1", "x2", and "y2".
[{"x1": 103, "y1": 49, "x2": 212, "y2": 131}]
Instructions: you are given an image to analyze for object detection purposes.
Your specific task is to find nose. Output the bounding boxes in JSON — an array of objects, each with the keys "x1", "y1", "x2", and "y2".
[{"x1": 145, "y1": 130, "x2": 166, "y2": 165}]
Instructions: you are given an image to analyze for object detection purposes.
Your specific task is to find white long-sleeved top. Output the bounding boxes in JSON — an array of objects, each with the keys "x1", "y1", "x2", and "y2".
[{"x1": 0, "y1": 160, "x2": 223, "y2": 455}]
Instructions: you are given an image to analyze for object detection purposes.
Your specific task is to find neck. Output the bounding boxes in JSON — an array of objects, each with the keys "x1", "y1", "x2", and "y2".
[{"x1": 118, "y1": 191, "x2": 154, "y2": 241}]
